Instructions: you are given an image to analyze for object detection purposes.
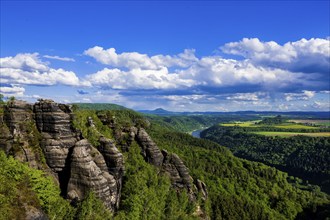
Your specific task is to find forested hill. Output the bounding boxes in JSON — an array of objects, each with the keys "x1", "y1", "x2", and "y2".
[
  {"x1": 201, "y1": 125, "x2": 330, "y2": 194},
  {"x1": 139, "y1": 108, "x2": 330, "y2": 119},
  {"x1": 73, "y1": 103, "x2": 128, "y2": 110},
  {"x1": 146, "y1": 123, "x2": 330, "y2": 219}
]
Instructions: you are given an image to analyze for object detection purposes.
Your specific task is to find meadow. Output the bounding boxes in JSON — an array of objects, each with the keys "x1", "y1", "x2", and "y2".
[
  {"x1": 220, "y1": 120, "x2": 329, "y2": 137},
  {"x1": 252, "y1": 131, "x2": 330, "y2": 137}
]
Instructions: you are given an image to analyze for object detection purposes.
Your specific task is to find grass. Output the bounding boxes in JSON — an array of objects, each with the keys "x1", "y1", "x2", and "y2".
[
  {"x1": 220, "y1": 121, "x2": 260, "y2": 127},
  {"x1": 220, "y1": 121, "x2": 318, "y2": 129},
  {"x1": 289, "y1": 119, "x2": 330, "y2": 126},
  {"x1": 273, "y1": 123, "x2": 319, "y2": 129},
  {"x1": 252, "y1": 131, "x2": 330, "y2": 137}
]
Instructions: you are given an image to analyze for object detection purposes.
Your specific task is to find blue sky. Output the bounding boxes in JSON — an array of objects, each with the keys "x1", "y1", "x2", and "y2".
[{"x1": 1, "y1": 1, "x2": 329, "y2": 111}]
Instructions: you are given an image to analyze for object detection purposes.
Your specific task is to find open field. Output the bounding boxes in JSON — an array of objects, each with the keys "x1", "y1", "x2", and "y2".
[
  {"x1": 273, "y1": 124, "x2": 319, "y2": 129},
  {"x1": 289, "y1": 119, "x2": 330, "y2": 126},
  {"x1": 220, "y1": 121, "x2": 318, "y2": 129},
  {"x1": 252, "y1": 131, "x2": 330, "y2": 137},
  {"x1": 220, "y1": 121, "x2": 260, "y2": 127}
]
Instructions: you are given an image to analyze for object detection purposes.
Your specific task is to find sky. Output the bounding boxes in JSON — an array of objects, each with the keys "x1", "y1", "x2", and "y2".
[{"x1": 0, "y1": 1, "x2": 329, "y2": 111}]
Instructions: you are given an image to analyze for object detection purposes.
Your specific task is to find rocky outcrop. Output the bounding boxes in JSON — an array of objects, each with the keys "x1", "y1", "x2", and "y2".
[
  {"x1": 1, "y1": 100, "x2": 40, "y2": 168},
  {"x1": 161, "y1": 149, "x2": 193, "y2": 190},
  {"x1": 98, "y1": 137, "x2": 124, "y2": 179},
  {"x1": 136, "y1": 128, "x2": 164, "y2": 167},
  {"x1": 97, "y1": 137, "x2": 124, "y2": 208},
  {"x1": 67, "y1": 140, "x2": 118, "y2": 211},
  {"x1": 34, "y1": 99, "x2": 77, "y2": 172}
]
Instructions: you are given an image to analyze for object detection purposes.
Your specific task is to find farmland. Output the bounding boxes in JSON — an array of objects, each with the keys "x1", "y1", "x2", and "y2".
[
  {"x1": 252, "y1": 131, "x2": 330, "y2": 137},
  {"x1": 220, "y1": 118, "x2": 329, "y2": 137}
]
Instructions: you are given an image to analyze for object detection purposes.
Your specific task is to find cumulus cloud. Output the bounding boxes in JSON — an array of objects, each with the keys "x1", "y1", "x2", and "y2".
[
  {"x1": 86, "y1": 55, "x2": 309, "y2": 92},
  {"x1": 84, "y1": 46, "x2": 198, "y2": 69},
  {"x1": 86, "y1": 67, "x2": 194, "y2": 89},
  {"x1": 43, "y1": 55, "x2": 75, "y2": 62},
  {"x1": 0, "y1": 53, "x2": 89, "y2": 86},
  {"x1": 221, "y1": 38, "x2": 330, "y2": 74},
  {"x1": 0, "y1": 85, "x2": 25, "y2": 97},
  {"x1": 226, "y1": 93, "x2": 261, "y2": 101},
  {"x1": 284, "y1": 90, "x2": 315, "y2": 101}
]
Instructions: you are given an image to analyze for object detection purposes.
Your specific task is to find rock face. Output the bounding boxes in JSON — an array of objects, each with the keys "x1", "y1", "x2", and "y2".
[
  {"x1": 98, "y1": 136, "x2": 124, "y2": 208},
  {"x1": 161, "y1": 150, "x2": 193, "y2": 190},
  {"x1": 136, "y1": 128, "x2": 164, "y2": 166},
  {"x1": 34, "y1": 99, "x2": 77, "y2": 172},
  {"x1": 67, "y1": 140, "x2": 118, "y2": 211},
  {"x1": 1, "y1": 100, "x2": 39, "y2": 168}
]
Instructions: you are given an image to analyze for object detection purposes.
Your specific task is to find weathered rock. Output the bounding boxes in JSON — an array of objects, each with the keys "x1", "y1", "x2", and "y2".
[
  {"x1": 98, "y1": 137, "x2": 124, "y2": 178},
  {"x1": 24, "y1": 205, "x2": 48, "y2": 220},
  {"x1": 1, "y1": 100, "x2": 41, "y2": 168},
  {"x1": 196, "y1": 179, "x2": 208, "y2": 200},
  {"x1": 34, "y1": 100, "x2": 77, "y2": 172},
  {"x1": 3, "y1": 100, "x2": 33, "y2": 137},
  {"x1": 67, "y1": 139, "x2": 118, "y2": 210},
  {"x1": 161, "y1": 150, "x2": 193, "y2": 190},
  {"x1": 136, "y1": 128, "x2": 164, "y2": 166}
]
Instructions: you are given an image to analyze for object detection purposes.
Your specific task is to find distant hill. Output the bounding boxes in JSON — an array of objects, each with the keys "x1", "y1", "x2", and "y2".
[
  {"x1": 139, "y1": 109, "x2": 330, "y2": 119},
  {"x1": 139, "y1": 108, "x2": 177, "y2": 115},
  {"x1": 72, "y1": 103, "x2": 128, "y2": 111}
]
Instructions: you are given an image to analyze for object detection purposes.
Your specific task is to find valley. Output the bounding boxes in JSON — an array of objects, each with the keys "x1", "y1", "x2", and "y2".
[{"x1": 0, "y1": 101, "x2": 329, "y2": 219}]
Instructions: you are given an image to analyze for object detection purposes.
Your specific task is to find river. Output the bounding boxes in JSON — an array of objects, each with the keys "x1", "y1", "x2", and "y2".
[{"x1": 191, "y1": 128, "x2": 208, "y2": 138}]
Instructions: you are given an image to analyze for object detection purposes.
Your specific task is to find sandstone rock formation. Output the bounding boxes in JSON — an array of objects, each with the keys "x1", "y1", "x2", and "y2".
[
  {"x1": 34, "y1": 99, "x2": 77, "y2": 172},
  {"x1": 1, "y1": 100, "x2": 39, "y2": 168},
  {"x1": 67, "y1": 139, "x2": 118, "y2": 210},
  {"x1": 161, "y1": 149, "x2": 193, "y2": 190},
  {"x1": 136, "y1": 128, "x2": 164, "y2": 167}
]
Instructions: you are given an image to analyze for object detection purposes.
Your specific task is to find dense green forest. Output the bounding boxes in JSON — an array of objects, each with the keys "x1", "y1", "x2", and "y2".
[
  {"x1": 73, "y1": 103, "x2": 128, "y2": 111},
  {"x1": 201, "y1": 125, "x2": 330, "y2": 194}
]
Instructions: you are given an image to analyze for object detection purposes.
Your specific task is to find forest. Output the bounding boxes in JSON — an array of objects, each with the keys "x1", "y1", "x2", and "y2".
[{"x1": 201, "y1": 124, "x2": 330, "y2": 194}]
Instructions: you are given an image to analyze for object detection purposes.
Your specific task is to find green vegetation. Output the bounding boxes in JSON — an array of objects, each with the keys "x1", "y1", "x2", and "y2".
[
  {"x1": 145, "y1": 114, "x2": 260, "y2": 133},
  {"x1": 0, "y1": 150, "x2": 120, "y2": 220},
  {"x1": 257, "y1": 115, "x2": 286, "y2": 125},
  {"x1": 76, "y1": 191, "x2": 113, "y2": 220},
  {"x1": 0, "y1": 151, "x2": 74, "y2": 219},
  {"x1": 290, "y1": 119, "x2": 330, "y2": 127},
  {"x1": 147, "y1": 123, "x2": 330, "y2": 219},
  {"x1": 252, "y1": 131, "x2": 330, "y2": 137},
  {"x1": 73, "y1": 103, "x2": 128, "y2": 111},
  {"x1": 115, "y1": 142, "x2": 196, "y2": 220},
  {"x1": 221, "y1": 121, "x2": 320, "y2": 130},
  {"x1": 201, "y1": 125, "x2": 330, "y2": 194}
]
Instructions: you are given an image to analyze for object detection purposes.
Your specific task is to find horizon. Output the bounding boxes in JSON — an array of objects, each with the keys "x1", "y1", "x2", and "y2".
[{"x1": 1, "y1": 1, "x2": 329, "y2": 112}]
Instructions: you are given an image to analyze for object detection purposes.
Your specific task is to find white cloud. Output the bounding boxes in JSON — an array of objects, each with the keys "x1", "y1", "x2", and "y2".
[
  {"x1": 226, "y1": 93, "x2": 260, "y2": 101},
  {"x1": 221, "y1": 38, "x2": 330, "y2": 73},
  {"x1": 0, "y1": 53, "x2": 89, "y2": 86},
  {"x1": 0, "y1": 85, "x2": 25, "y2": 97},
  {"x1": 86, "y1": 67, "x2": 194, "y2": 89},
  {"x1": 43, "y1": 55, "x2": 75, "y2": 62},
  {"x1": 84, "y1": 46, "x2": 198, "y2": 69},
  {"x1": 86, "y1": 54, "x2": 307, "y2": 91},
  {"x1": 284, "y1": 90, "x2": 315, "y2": 101}
]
